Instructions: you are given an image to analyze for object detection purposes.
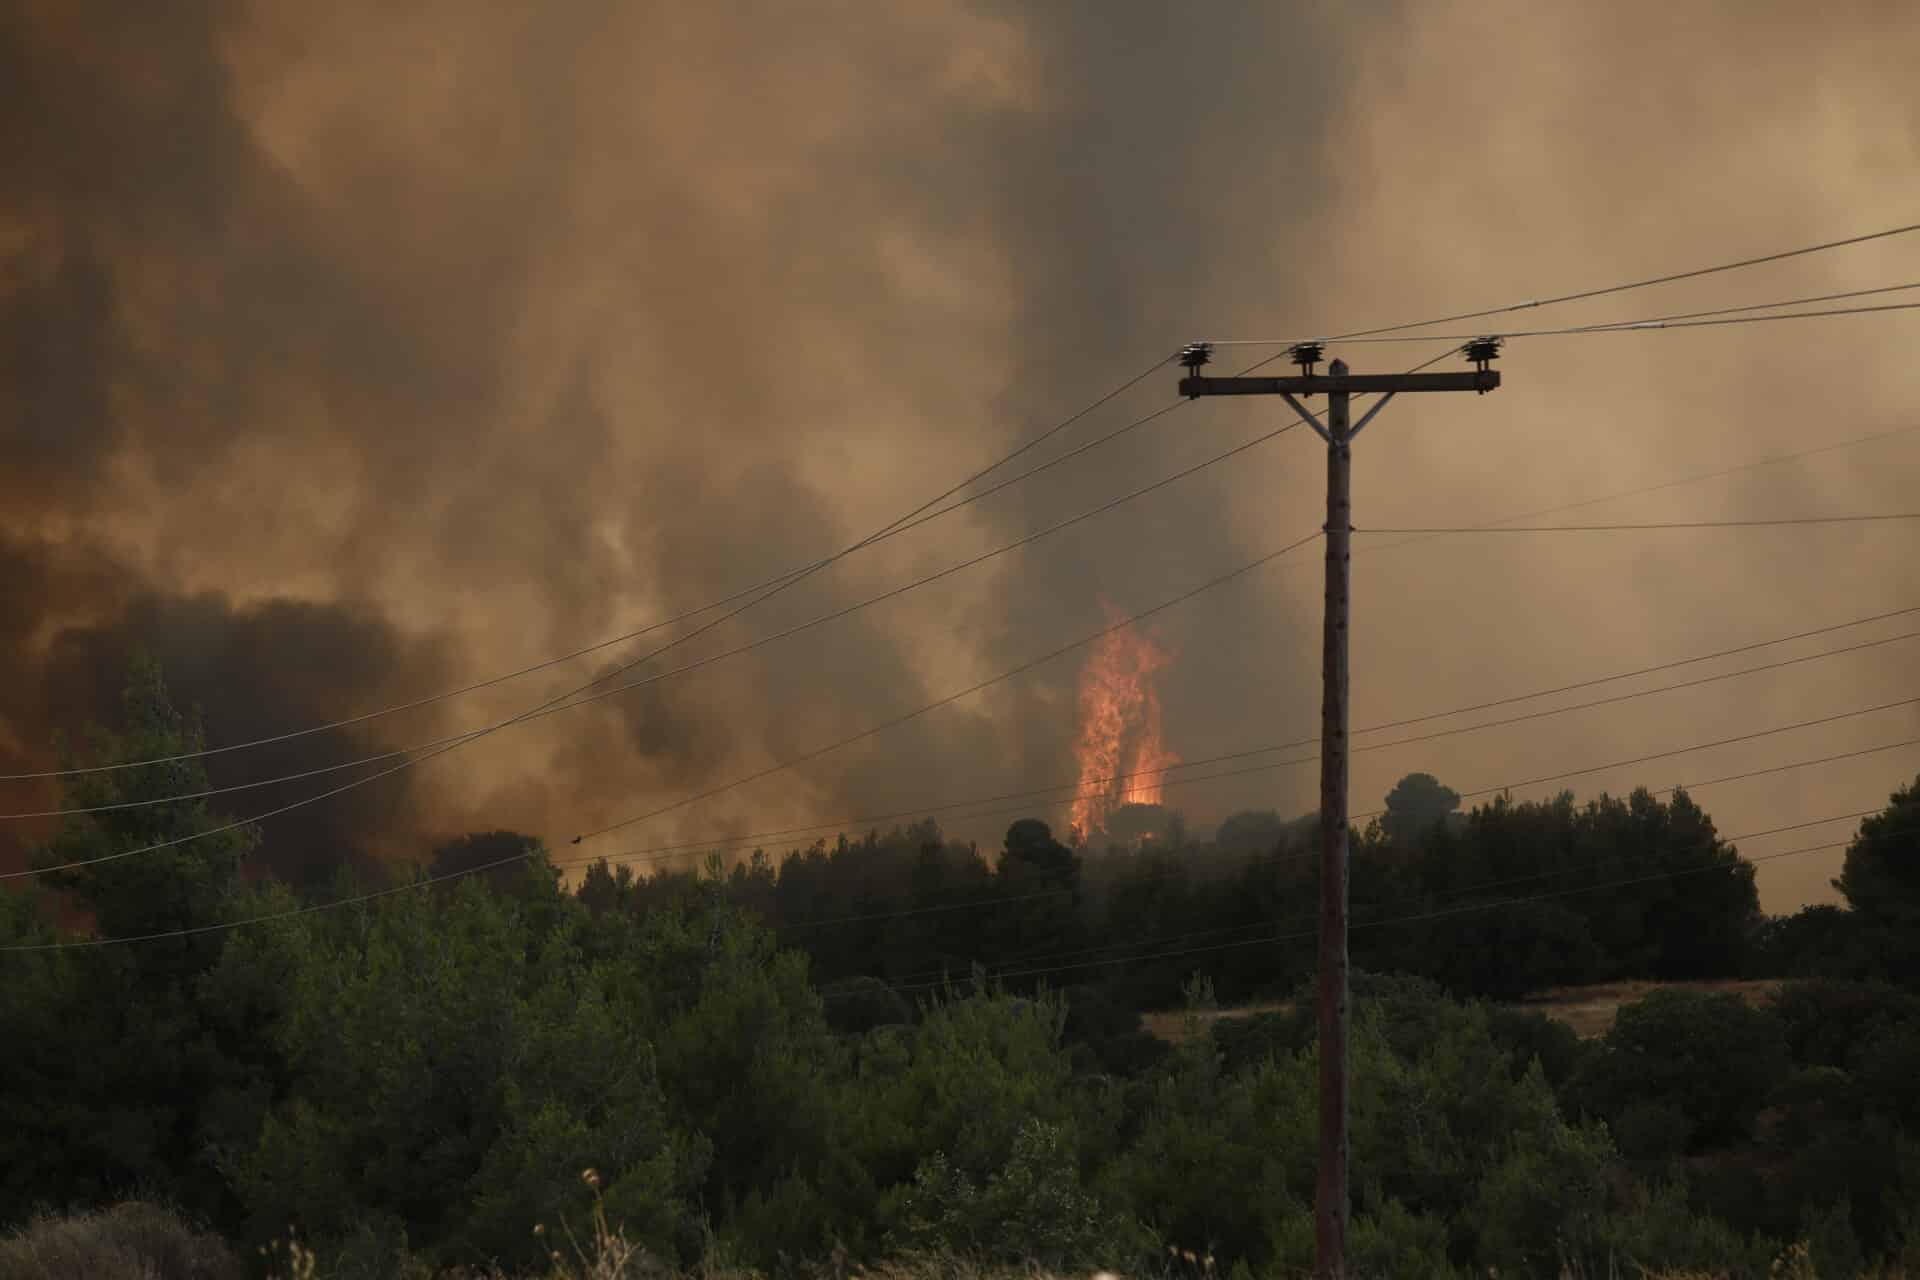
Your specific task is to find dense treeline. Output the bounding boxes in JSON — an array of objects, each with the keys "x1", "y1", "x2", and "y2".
[
  {"x1": 4, "y1": 664, "x2": 1920, "y2": 1277},
  {"x1": 596, "y1": 766, "x2": 1761, "y2": 1020}
]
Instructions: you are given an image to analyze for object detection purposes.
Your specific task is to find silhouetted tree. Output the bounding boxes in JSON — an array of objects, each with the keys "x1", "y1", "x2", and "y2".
[
  {"x1": 1835, "y1": 775, "x2": 1920, "y2": 982},
  {"x1": 1381, "y1": 771, "x2": 1461, "y2": 846},
  {"x1": 427, "y1": 828, "x2": 545, "y2": 897}
]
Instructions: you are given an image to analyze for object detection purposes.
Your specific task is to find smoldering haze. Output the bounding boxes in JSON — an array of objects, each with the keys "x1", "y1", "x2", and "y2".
[{"x1": 3, "y1": 1, "x2": 1918, "y2": 914}]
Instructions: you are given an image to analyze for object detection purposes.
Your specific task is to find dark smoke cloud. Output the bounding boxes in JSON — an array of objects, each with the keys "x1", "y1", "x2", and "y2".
[
  {"x1": 4, "y1": 2, "x2": 1919, "y2": 914},
  {"x1": 0, "y1": 529, "x2": 456, "y2": 883}
]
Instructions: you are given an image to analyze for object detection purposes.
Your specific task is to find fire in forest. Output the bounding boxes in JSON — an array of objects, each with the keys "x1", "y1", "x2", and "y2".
[{"x1": 1068, "y1": 607, "x2": 1180, "y2": 843}]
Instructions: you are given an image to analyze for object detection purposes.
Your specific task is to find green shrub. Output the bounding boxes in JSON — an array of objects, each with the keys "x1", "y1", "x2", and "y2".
[
  {"x1": 1573, "y1": 990, "x2": 1789, "y2": 1152},
  {"x1": 820, "y1": 976, "x2": 911, "y2": 1036},
  {"x1": 891, "y1": 1118, "x2": 1126, "y2": 1268}
]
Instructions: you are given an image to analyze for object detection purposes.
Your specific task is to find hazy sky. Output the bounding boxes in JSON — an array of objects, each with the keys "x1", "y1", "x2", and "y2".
[{"x1": 4, "y1": 1, "x2": 1919, "y2": 912}]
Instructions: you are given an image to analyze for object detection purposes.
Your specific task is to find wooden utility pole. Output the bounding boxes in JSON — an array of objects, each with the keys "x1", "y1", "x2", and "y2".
[
  {"x1": 1177, "y1": 338, "x2": 1502, "y2": 1280},
  {"x1": 1317, "y1": 363, "x2": 1353, "y2": 1274}
]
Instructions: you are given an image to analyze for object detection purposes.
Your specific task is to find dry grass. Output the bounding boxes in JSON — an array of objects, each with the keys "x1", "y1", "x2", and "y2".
[
  {"x1": 0, "y1": 1201, "x2": 241, "y2": 1280},
  {"x1": 1138, "y1": 1001, "x2": 1291, "y2": 1044},
  {"x1": 1141, "y1": 980, "x2": 1786, "y2": 1045},
  {"x1": 1515, "y1": 979, "x2": 1782, "y2": 1040}
]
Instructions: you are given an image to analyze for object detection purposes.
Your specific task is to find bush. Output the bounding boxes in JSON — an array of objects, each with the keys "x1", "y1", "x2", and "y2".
[
  {"x1": 1060, "y1": 984, "x2": 1167, "y2": 1077},
  {"x1": 1209, "y1": 1007, "x2": 1313, "y2": 1075},
  {"x1": 0, "y1": 1202, "x2": 239, "y2": 1280},
  {"x1": 891, "y1": 1117, "x2": 1127, "y2": 1268},
  {"x1": 1573, "y1": 990, "x2": 1789, "y2": 1152},
  {"x1": 821, "y1": 976, "x2": 911, "y2": 1036},
  {"x1": 1576, "y1": 1180, "x2": 1776, "y2": 1278},
  {"x1": 1484, "y1": 1006, "x2": 1586, "y2": 1088},
  {"x1": 1768, "y1": 980, "x2": 1920, "y2": 1070}
]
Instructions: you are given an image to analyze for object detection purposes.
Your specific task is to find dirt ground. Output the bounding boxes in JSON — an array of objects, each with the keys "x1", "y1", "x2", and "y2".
[{"x1": 1142, "y1": 978, "x2": 1784, "y2": 1044}]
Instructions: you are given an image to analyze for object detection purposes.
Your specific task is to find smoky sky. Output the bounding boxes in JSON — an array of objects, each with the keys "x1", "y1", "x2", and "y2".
[{"x1": 4, "y1": 1, "x2": 1919, "y2": 912}]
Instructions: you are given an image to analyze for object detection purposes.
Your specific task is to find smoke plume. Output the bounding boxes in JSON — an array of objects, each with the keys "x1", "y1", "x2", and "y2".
[{"x1": 4, "y1": 2, "x2": 1919, "y2": 912}]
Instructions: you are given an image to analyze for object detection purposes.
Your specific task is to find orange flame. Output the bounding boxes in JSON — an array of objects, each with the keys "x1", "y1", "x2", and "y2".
[{"x1": 1069, "y1": 606, "x2": 1179, "y2": 842}]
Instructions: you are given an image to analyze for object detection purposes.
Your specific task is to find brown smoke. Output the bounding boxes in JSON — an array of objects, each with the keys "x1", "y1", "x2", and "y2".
[{"x1": 4, "y1": 2, "x2": 1919, "y2": 912}]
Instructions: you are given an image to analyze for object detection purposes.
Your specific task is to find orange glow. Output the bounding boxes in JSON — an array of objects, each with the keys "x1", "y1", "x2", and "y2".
[{"x1": 1069, "y1": 604, "x2": 1179, "y2": 842}]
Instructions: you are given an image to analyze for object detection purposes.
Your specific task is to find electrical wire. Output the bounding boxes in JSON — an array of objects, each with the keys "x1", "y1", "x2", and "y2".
[
  {"x1": 20, "y1": 221, "x2": 1920, "y2": 785},
  {"x1": 1230, "y1": 294, "x2": 1920, "y2": 347},
  {"x1": 1202, "y1": 219, "x2": 1920, "y2": 347},
  {"x1": 9, "y1": 532, "x2": 1325, "y2": 882},
  {"x1": 930, "y1": 805, "x2": 1902, "y2": 988},
  {"x1": 18, "y1": 408, "x2": 1920, "y2": 859},
  {"x1": 681, "y1": 729, "x2": 1920, "y2": 985},
  {"x1": 780, "y1": 737, "x2": 1920, "y2": 992},
  {"x1": 16, "y1": 665, "x2": 1919, "y2": 955},
  {"x1": 562, "y1": 530, "x2": 1326, "y2": 846},
  {"x1": 1397, "y1": 695, "x2": 1920, "y2": 815},
  {"x1": 2, "y1": 410, "x2": 1296, "y2": 823},
  {"x1": 0, "y1": 362, "x2": 1178, "y2": 783},
  {"x1": 559, "y1": 611, "x2": 1920, "y2": 873},
  {"x1": 1358, "y1": 513, "x2": 1920, "y2": 534},
  {"x1": 25, "y1": 324, "x2": 1752, "y2": 844},
  {"x1": 878, "y1": 825, "x2": 1892, "y2": 997},
  {"x1": 1351, "y1": 423, "x2": 1920, "y2": 566},
  {"x1": 15, "y1": 320, "x2": 1920, "y2": 928},
  {"x1": 574, "y1": 726, "x2": 1920, "y2": 912}
]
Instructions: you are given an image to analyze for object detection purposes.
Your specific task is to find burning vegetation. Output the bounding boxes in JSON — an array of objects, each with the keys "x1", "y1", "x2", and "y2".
[{"x1": 1069, "y1": 607, "x2": 1180, "y2": 845}]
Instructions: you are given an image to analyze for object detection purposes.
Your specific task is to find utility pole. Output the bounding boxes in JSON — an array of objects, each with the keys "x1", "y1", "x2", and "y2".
[{"x1": 1177, "y1": 338, "x2": 1502, "y2": 1280}]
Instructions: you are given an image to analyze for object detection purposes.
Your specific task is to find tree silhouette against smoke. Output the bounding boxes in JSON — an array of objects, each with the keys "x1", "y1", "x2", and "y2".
[
  {"x1": 427, "y1": 829, "x2": 547, "y2": 899},
  {"x1": 1380, "y1": 771, "x2": 1462, "y2": 848},
  {"x1": 1835, "y1": 773, "x2": 1920, "y2": 982}
]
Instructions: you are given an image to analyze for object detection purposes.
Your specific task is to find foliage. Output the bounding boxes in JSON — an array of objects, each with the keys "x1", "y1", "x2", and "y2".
[
  {"x1": 32, "y1": 655, "x2": 259, "y2": 943},
  {"x1": 892, "y1": 1118, "x2": 1124, "y2": 1267},
  {"x1": 1572, "y1": 989, "x2": 1790, "y2": 1157},
  {"x1": 1380, "y1": 771, "x2": 1462, "y2": 847},
  {"x1": 0, "y1": 661, "x2": 263, "y2": 1228},
  {"x1": 1836, "y1": 774, "x2": 1920, "y2": 982},
  {"x1": 0, "y1": 1202, "x2": 240, "y2": 1280},
  {"x1": 11, "y1": 661, "x2": 1920, "y2": 1278},
  {"x1": 1755, "y1": 904, "x2": 1882, "y2": 981}
]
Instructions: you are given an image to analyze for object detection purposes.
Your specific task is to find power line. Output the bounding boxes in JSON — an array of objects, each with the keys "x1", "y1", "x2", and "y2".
[
  {"x1": 760, "y1": 756, "x2": 1920, "y2": 991},
  {"x1": 10, "y1": 530, "x2": 1326, "y2": 881},
  {"x1": 20, "y1": 221, "x2": 1920, "y2": 788},
  {"x1": 748, "y1": 705, "x2": 1920, "y2": 973},
  {"x1": 15, "y1": 383, "x2": 1920, "y2": 921},
  {"x1": 28, "y1": 503, "x2": 1908, "y2": 860},
  {"x1": 1359, "y1": 513, "x2": 1920, "y2": 535},
  {"x1": 878, "y1": 823, "x2": 1889, "y2": 997},
  {"x1": 1456, "y1": 279, "x2": 1920, "y2": 332},
  {"x1": 804, "y1": 795, "x2": 1901, "y2": 989},
  {"x1": 0, "y1": 527, "x2": 1325, "y2": 922},
  {"x1": 1, "y1": 363, "x2": 1178, "y2": 783},
  {"x1": 1203, "y1": 219, "x2": 1920, "y2": 347},
  {"x1": 1231, "y1": 294, "x2": 1920, "y2": 347},
  {"x1": 13, "y1": 705, "x2": 1919, "y2": 955},
  {"x1": 1350, "y1": 423, "x2": 1920, "y2": 565},
  {"x1": 562, "y1": 610, "x2": 1920, "y2": 873},
  {"x1": 3, "y1": 411, "x2": 1298, "y2": 823},
  {"x1": 541, "y1": 405, "x2": 1920, "y2": 866},
  {"x1": 746, "y1": 748, "x2": 1920, "y2": 982},
  {"x1": 563, "y1": 530, "x2": 1326, "y2": 847},
  {"x1": 18, "y1": 485, "x2": 1920, "y2": 875},
  {"x1": 573, "y1": 727, "x2": 1920, "y2": 910},
  {"x1": 0, "y1": 345, "x2": 1433, "y2": 796},
  {"x1": 1411, "y1": 695, "x2": 1920, "y2": 814}
]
